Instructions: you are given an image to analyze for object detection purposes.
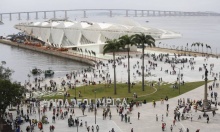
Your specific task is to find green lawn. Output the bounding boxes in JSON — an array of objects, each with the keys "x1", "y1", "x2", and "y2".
[{"x1": 42, "y1": 81, "x2": 207, "y2": 103}]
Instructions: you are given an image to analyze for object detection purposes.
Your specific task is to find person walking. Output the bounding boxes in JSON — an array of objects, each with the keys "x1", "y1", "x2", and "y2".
[
  {"x1": 166, "y1": 111, "x2": 169, "y2": 117},
  {"x1": 128, "y1": 116, "x2": 130, "y2": 123},
  {"x1": 156, "y1": 114, "x2": 158, "y2": 121},
  {"x1": 121, "y1": 114, "x2": 124, "y2": 121},
  {"x1": 131, "y1": 128, "x2": 133, "y2": 132},
  {"x1": 96, "y1": 125, "x2": 99, "y2": 132},
  {"x1": 173, "y1": 119, "x2": 176, "y2": 126},
  {"x1": 207, "y1": 116, "x2": 209, "y2": 123},
  {"x1": 170, "y1": 125, "x2": 173, "y2": 132},
  {"x1": 138, "y1": 112, "x2": 140, "y2": 120}
]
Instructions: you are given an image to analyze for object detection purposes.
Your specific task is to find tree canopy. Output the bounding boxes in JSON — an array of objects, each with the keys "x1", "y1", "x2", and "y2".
[{"x1": 0, "y1": 62, "x2": 25, "y2": 113}]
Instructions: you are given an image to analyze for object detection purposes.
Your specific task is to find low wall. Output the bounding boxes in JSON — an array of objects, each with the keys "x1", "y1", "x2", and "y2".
[{"x1": 0, "y1": 39, "x2": 95, "y2": 66}]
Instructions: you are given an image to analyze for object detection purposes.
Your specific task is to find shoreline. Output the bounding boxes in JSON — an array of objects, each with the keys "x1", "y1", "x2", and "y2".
[{"x1": 0, "y1": 39, "x2": 96, "y2": 66}]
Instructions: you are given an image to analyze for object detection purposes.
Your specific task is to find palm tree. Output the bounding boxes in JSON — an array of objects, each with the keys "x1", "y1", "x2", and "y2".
[
  {"x1": 103, "y1": 39, "x2": 120, "y2": 95},
  {"x1": 201, "y1": 43, "x2": 204, "y2": 53},
  {"x1": 191, "y1": 43, "x2": 196, "y2": 52},
  {"x1": 119, "y1": 35, "x2": 136, "y2": 93},
  {"x1": 196, "y1": 42, "x2": 200, "y2": 52},
  {"x1": 88, "y1": 50, "x2": 91, "y2": 59},
  {"x1": 186, "y1": 43, "x2": 188, "y2": 51},
  {"x1": 158, "y1": 42, "x2": 161, "y2": 48},
  {"x1": 133, "y1": 33, "x2": 155, "y2": 91},
  {"x1": 91, "y1": 51, "x2": 96, "y2": 62},
  {"x1": 205, "y1": 44, "x2": 208, "y2": 54},
  {"x1": 80, "y1": 48, "x2": 83, "y2": 57},
  {"x1": 207, "y1": 45, "x2": 212, "y2": 54}
]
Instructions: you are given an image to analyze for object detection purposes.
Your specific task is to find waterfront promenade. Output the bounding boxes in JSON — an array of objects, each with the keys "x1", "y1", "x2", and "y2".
[
  {"x1": 0, "y1": 39, "x2": 96, "y2": 66},
  {"x1": 1, "y1": 38, "x2": 220, "y2": 132},
  {"x1": 4, "y1": 80, "x2": 220, "y2": 132}
]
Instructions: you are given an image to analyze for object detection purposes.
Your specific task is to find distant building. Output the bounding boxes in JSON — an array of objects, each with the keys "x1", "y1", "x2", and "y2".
[{"x1": 14, "y1": 19, "x2": 181, "y2": 53}]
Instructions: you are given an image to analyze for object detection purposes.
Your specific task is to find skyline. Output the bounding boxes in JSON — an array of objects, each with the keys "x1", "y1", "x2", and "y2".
[{"x1": 0, "y1": 0, "x2": 220, "y2": 13}]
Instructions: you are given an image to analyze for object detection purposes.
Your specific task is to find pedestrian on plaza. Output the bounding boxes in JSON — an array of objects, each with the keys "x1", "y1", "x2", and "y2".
[
  {"x1": 96, "y1": 125, "x2": 99, "y2": 132},
  {"x1": 92, "y1": 125, "x2": 94, "y2": 132},
  {"x1": 167, "y1": 104, "x2": 169, "y2": 111},
  {"x1": 109, "y1": 112, "x2": 112, "y2": 120},
  {"x1": 52, "y1": 115, "x2": 55, "y2": 123},
  {"x1": 212, "y1": 110, "x2": 216, "y2": 117},
  {"x1": 162, "y1": 123, "x2": 166, "y2": 131},
  {"x1": 153, "y1": 101, "x2": 156, "y2": 108},
  {"x1": 85, "y1": 121, "x2": 87, "y2": 127},
  {"x1": 87, "y1": 126, "x2": 90, "y2": 132},
  {"x1": 156, "y1": 114, "x2": 158, "y2": 121},
  {"x1": 131, "y1": 128, "x2": 133, "y2": 132},
  {"x1": 103, "y1": 112, "x2": 105, "y2": 120},
  {"x1": 128, "y1": 116, "x2": 130, "y2": 123},
  {"x1": 178, "y1": 113, "x2": 180, "y2": 121},
  {"x1": 161, "y1": 114, "x2": 163, "y2": 122},
  {"x1": 72, "y1": 108, "x2": 75, "y2": 116},
  {"x1": 121, "y1": 114, "x2": 124, "y2": 121},
  {"x1": 166, "y1": 111, "x2": 169, "y2": 117},
  {"x1": 207, "y1": 116, "x2": 209, "y2": 123},
  {"x1": 173, "y1": 119, "x2": 176, "y2": 126},
  {"x1": 138, "y1": 112, "x2": 140, "y2": 120},
  {"x1": 186, "y1": 128, "x2": 189, "y2": 132},
  {"x1": 170, "y1": 125, "x2": 173, "y2": 132}
]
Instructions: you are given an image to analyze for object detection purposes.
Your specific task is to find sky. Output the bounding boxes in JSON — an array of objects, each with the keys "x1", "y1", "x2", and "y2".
[{"x1": 0, "y1": 0, "x2": 220, "y2": 13}]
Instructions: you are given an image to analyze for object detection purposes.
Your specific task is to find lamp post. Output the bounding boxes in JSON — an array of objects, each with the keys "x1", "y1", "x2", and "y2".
[
  {"x1": 76, "y1": 117, "x2": 79, "y2": 132},
  {"x1": 158, "y1": 81, "x2": 160, "y2": 90},
  {"x1": 75, "y1": 115, "x2": 85, "y2": 132},
  {"x1": 175, "y1": 67, "x2": 181, "y2": 95},
  {"x1": 38, "y1": 101, "x2": 41, "y2": 122},
  {"x1": 74, "y1": 82, "x2": 76, "y2": 98},
  {"x1": 94, "y1": 90, "x2": 97, "y2": 124},
  {"x1": 203, "y1": 68, "x2": 209, "y2": 110},
  {"x1": 178, "y1": 68, "x2": 180, "y2": 95}
]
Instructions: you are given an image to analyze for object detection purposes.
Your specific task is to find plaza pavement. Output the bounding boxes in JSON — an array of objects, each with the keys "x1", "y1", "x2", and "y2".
[
  {"x1": 6, "y1": 49, "x2": 220, "y2": 132},
  {"x1": 7, "y1": 80, "x2": 219, "y2": 132}
]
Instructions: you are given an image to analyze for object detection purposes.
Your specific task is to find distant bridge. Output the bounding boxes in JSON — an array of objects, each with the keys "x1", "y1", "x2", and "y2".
[{"x1": 0, "y1": 9, "x2": 220, "y2": 22}]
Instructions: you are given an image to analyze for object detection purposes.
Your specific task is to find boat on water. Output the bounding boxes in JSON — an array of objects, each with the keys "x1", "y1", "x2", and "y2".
[
  {"x1": 44, "y1": 69, "x2": 54, "y2": 77},
  {"x1": 31, "y1": 68, "x2": 42, "y2": 75}
]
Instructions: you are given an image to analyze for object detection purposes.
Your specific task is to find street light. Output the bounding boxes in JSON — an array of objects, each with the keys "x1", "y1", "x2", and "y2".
[
  {"x1": 38, "y1": 101, "x2": 41, "y2": 122},
  {"x1": 176, "y1": 67, "x2": 181, "y2": 95},
  {"x1": 76, "y1": 117, "x2": 79, "y2": 132},
  {"x1": 203, "y1": 68, "x2": 209, "y2": 110},
  {"x1": 76, "y1": 115, "x2": 86, "y2": 132},
  {"x1": 74, "y1": 82, "x2": 76, "y2": 98},
  {"x1": 94, "y1": 90, "x2": 97, "y2": 124}
]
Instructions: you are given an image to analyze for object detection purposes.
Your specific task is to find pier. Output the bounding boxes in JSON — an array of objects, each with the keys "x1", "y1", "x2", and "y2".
[
  {"x1": 0, "y1": 39, "x2": 95, "y2": 66},
  {"x1": 0, "y1": 9, "x2": 220, "y2": 22}
]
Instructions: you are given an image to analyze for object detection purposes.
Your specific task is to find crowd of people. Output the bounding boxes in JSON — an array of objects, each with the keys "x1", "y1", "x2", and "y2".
[{"x1": 2, "y1": 51, "x2": 220, "y2": 132}]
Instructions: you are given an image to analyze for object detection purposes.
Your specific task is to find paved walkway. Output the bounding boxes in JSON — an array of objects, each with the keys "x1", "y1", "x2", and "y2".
[{"x1": 6, "y1": 81, "x2": 219, "y2": 132}]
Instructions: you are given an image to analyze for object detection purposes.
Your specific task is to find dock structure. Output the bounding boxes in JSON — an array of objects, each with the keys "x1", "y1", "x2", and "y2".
[{"x1": 0, "y1": 9, "x2": 220, "y2": 22}]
